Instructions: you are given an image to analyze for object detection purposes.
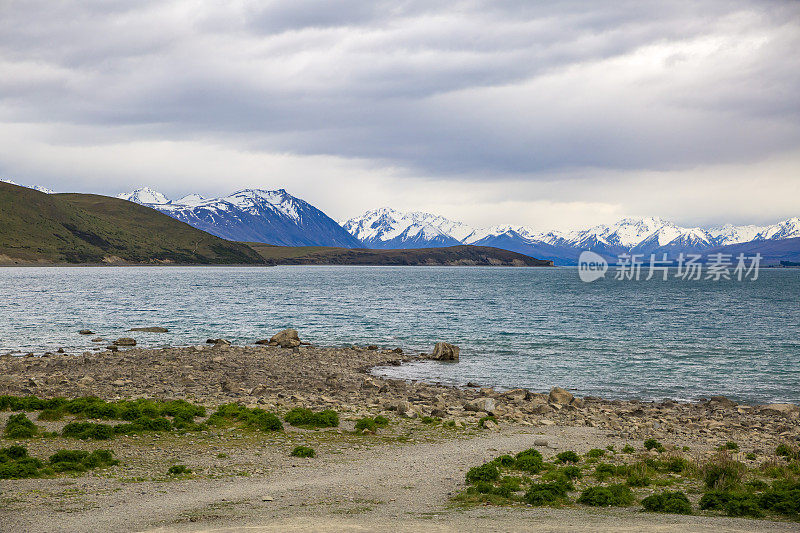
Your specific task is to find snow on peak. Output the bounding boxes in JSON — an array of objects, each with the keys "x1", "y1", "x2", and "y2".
[
  {"x1": 708, "y1": 223, "x2": 767, "y2": 246},
  {"x1": 756, "y1": 217, "x2": 800, "y2": 241},
  {"x1": 174, "y1": 194, "x2": 208, "y2": 207},
  {"x1": 343, "y1": 208, "x2": 466, "y2": 244},
  {"x1": 118, "y1": 187, "x2": 169, "y2": 205},
  {"x1": 223, "y1": 189, "x2": 301, "y2": 221},
  {"x1": 1, "y1": 179, "x2": 55, "y2": 193}
]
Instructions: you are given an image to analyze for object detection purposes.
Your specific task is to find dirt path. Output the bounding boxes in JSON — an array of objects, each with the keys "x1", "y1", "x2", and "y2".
[{"x1": 6, "y1": 425, "x2": 793, "y2": 533}]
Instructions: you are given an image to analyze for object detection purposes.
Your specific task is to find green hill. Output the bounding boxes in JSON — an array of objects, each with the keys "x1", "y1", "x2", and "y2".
[
  {"x1": 0, "y1": 182, "x2": 263, "y2": 264},
  {"x1": 248, "y1": 243, "x2": 554, "y2": 266}
]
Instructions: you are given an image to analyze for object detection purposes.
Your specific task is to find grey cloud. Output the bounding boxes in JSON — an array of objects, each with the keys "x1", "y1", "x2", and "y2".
[{"x1": 0, "y1": 0, "x2": 798, "y2": 181}]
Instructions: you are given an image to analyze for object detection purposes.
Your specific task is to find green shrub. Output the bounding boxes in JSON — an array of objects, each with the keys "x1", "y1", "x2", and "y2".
[
  {"x1": 354, "y1": 417, "x2": 378, "y2": 432},
  {"x1": 622, "y1": 444, "x2": 635, "y2": 454},
  {"x1": 641, "y1": 491, "x2": 692, "y2": 514},
  {"x1": 586, "y1": 448, "x2": 606, "y2": 459},
  {"x1": 492, "y1": 455, "x2": 516, "y2": 468},
  {"x1": 758, "y1": 482, "x2": 800, "y2": 517},
  {"x1": 466, "y1": 462, "x2": 500, "y2": 484},
  {"x1": 644, "y1": 439, "x2": 665, "y2": 453},
  {"x1": 167, "y1": 465, "x2": 191, "y2": 475},
  {"x1": 4, "y1": 413, "x2": 38, "y2": 438},
  {"x1": 284, "y1": 408, "x2": 339, "y2": 428},
  {"x1": 48, "y1": 449, "x2": 118, "y2": 472},
  {"x1": 561, "y1": 466, "x2": 582, "y2": 480},
  {"x1": 420, "y1": 416, "x2": 437, "y2": 424},
  {"x1": 746, "y1": 452, "x2": 757, "y2": 461},
  {"x1": 478, "y1": 415, "x2": 497, "y2": 428},
  {"x1": 208, "y1": 404, "x2": 282, "y2": 431},
  {"x1": 577, "y1": 484, "x2": 634, "y2": 506},
  {"x1": 0, "y1": 445, "x2": 43, "y2": 479},
  {"x1": 515, "y1": 455, "x2": 543, "y2": 474},
  {"x1": 373, "y1": 415, "x2": 389, "y2": 427},
  {"x1": 594, "y1": 463, "x2": 617, "y2": 481},
  {"x1": 719, "y1": 441, "x2": 739, "y2": 451},
  {"x1": 291, "y1": 446, "x2": 316, "y2": 458},
  {"x1": 555, "y1": 451, "x2": 580, "y2": 464},
  {"x1": 726, "y1": 496, "x2": 764, "y2": 517},
  {"x1": 524, "y1": 479, "x2": 572, "y2": 505},
  {"x1": 627, "y1": 470, "x2": 651, "y2": 487},
  {"x1": 776, "y1": 444, "x2": 798, "y2": 460}
]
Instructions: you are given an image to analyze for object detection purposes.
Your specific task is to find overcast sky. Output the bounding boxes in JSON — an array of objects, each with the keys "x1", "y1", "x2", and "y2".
[{"x1": 1, "y1": 0, "x2": 799, "y2": 230}]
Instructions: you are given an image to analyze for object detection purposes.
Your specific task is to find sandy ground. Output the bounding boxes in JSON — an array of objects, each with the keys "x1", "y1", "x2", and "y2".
[{"x1": 3, "y1": 424, "x2": 797, "y2": 533}]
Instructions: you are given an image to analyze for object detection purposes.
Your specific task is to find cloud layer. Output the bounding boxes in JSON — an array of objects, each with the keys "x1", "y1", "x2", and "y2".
[{"x1": 1, "y1": 0, "x2": 798, "y2": 229}]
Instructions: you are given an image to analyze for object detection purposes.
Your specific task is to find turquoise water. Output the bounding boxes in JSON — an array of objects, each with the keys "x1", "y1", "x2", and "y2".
[{"x1": 0, "y1": 266, "x2": 798, "y2": 404}]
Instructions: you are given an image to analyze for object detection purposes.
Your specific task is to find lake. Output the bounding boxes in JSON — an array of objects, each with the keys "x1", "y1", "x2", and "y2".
[{"x1": 1, "y1": 266, "x2": 798, "y2": 404}]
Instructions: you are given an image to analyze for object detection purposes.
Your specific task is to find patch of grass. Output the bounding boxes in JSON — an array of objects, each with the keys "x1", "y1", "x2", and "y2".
[
  {"x1": 577, "y1": 484, "x2": 634, "y2": 507},
  {"x1": 561, "y1": 465, "x2": 583, "y2": 480},
  {"x1": 719, "y1": 441, "x2": 739, "y2": 451},
  {"x1": 478, "y1": 415, "x2": 496, "y2": 428},
  {"x1": 216, "y1": 453, "x2": 228, "y2": 459},
  {"x1": 167, "y1": 465, "x2": 191, "y2": 476},
  {"x1": 776, "y1": 444, "x2": 799, "y2": 460},
  {"x1": 699, "y1": 490, "x2": 764, "y2": 518},
  {"x1": 622, "y1": 444, "x2": 635, "y2": 454},
  {"x1": 61, "y1": 422, "x2": 115, "y2": 440},
  {"x1": 4, "y1": 413, "x2": 38, "y2": 438},
  {"x1": 703, "y1": 455, "x2": 746, "y2": 491},
  {"x1": 492, "y1": 455, "x2": 516, "y2": 468},
  {"x1": 284, "y1": 408, "x2": 338, "y2": 429},
  {"x1": 594, "y1": 463, "x2": 620, "y2": 482},
  {"x1": 642, "y1": 491, "x2": 692, "y2": 514},
  {"x1": 354, "y1": 416, "x2": 388, "y2": 433},
  {"x1": 291, "y1": 445, "x2": 316, "y2": 458},
  {"x1": 37, "y1": 408, "x2": 64, "y2": 421},
  {"x1": 0, "y1": 445, "x2": 117, "y2": 478},
  {"x1": 420, "y1": 416, "x2": 438, "y2": 424},
  {"x1": 644, "y1": 438, "x2": 665, "y2": 453},
  {"x1": 373, "y1": 415, "x2": 389, "y2": 427},
  {"x1": 555, "y1": 451, "x2": 580, "y2": 464}
]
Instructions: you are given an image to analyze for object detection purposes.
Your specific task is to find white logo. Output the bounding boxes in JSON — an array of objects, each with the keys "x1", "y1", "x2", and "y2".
[{"x1": 578, "y1": 251, "x2": 608, "y2": 282}]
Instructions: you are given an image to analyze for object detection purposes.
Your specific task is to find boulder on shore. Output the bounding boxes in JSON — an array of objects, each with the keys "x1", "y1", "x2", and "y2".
[
  {"x1": 112, "y1": 338, "x2": 136, "y2": 346},
  {"x1": 267, "y1": 329, "x2": 301, "y2": 348},
  {"x1": 78, "y1": 329, "x2": 94, "y2": 335},
  {"x1": 548, "y1": 386, "x2": 573, "y2": 405},
  {"x1": 465, "y1": 397, "x2": 496, "y2": 414},
  {"x1": 431, "y1": 342, "x2": 459, "y2": 361}
]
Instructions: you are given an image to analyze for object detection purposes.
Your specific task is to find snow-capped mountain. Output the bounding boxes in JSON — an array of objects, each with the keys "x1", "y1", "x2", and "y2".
[
  {"x1": 117, "y1": 187, "x2": 168, "y2": 205},
  {"x1": 343, "y1": 208, "x2": 800, "y2": 264},
  {"x1": 118, "y1": 187, "x2": 361, "y2": 248},
  {"x1": 341, "y1": 208, "x2": 462, "y2": 249},
  {"x1": 1, "y1": 178, "x2": 54, "y2": 194}
]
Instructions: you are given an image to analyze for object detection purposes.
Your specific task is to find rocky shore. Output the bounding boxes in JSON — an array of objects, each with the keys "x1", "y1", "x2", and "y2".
[{"x1": 1, "y1": 335, "x2": 797, "y2": 452}]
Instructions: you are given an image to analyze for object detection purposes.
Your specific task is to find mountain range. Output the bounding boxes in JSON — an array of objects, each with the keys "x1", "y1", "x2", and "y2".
[{"x1": 6, "y1": 181, "x2": 800, "y2": 265}]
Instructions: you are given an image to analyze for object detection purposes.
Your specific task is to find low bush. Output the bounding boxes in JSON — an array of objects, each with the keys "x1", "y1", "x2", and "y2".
[
  {"x1": 524, "y1": 479, "x2": 572, "y2": 505},
  {"x1": 719, "y1": 441, "x2": 739, "y2": 451},
  {"x1": 644, "y1": 438, "x2": 665, "y2": 453},
  {"x1": 478, "y1": 415, "x2": 497, "y2": 428},
  {"x1": 466, "y1": 462, "x2": 500, "y2": 484},
  {"x1": 641, "y1": 491, "x2": 692, "y2": 514},
  {"x1": 354, "y1": 417, "x2": 378, "y2": 432},
  {"x1": 373, "y1": 415, "x2": 389, "y2": 427},
  {"x1": 208, "y1": 404, "x2": 282, "y2": 431},
  {"x1": 167, "y1": 465, "x2": 191, "y2": 475},
  {"x1": 48, "y1": 449, "x2": 118, "y2": 473},
  {"x1": 0, "y1": 445, "x2": 42, "y2": 479},
  {"x1": 284, "y1": 408, "x2": 339, "y2": 428},
  {"x1": 758, "y1": 482, "x2": 800, "y2": 518},
  {"x1": 622, "y1": 445, "x2": 636, "y2": 454},
  {"x1": 492, "y1": 455, "x2": 516, "y2": 468},
  {"x1": 555, "y1": 451, "x2": 580, "y2": 464},
  {"x1": 586, "y1": 448, "x2": 606, "y2": 459},
  {"x1": 577, "y1": 484, "x2": 634, "y2": 506},
  {"x1": 594, "y1": 463, "x2": 621, "y2": 482},
  {"x1": 776, "y1": 444, "x2": 798, "y2": 460},
  {"x1": 4, "y1": 413, "x2": 38, "y2": 438},
  {"x1": 291, "y1": 446, "x2": 316, "y2": 458},
  {"x1": 561, "y1": 465, "x2": 582, "y2": 480}
]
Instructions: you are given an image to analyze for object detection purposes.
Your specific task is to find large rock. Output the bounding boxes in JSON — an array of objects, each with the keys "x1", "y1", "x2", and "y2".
[
  {"x1": 112, "y1": 337, "x2": 136, "y2": 346},
  {"x1": 548, "y1": 386, "x2": 573, "y2": 405},
  {"x1": 760, "y1": 403, "x2": 800, "y2": 417},
  {"x1": 465, "y1": 397, "x2": 496, "y2": 414},
  {"x1": 431, "y1": 342, "x2": 459, "y2": 361},
  {"x1": 267, "y1": 329, "x2": 301, "y2": 348}
]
